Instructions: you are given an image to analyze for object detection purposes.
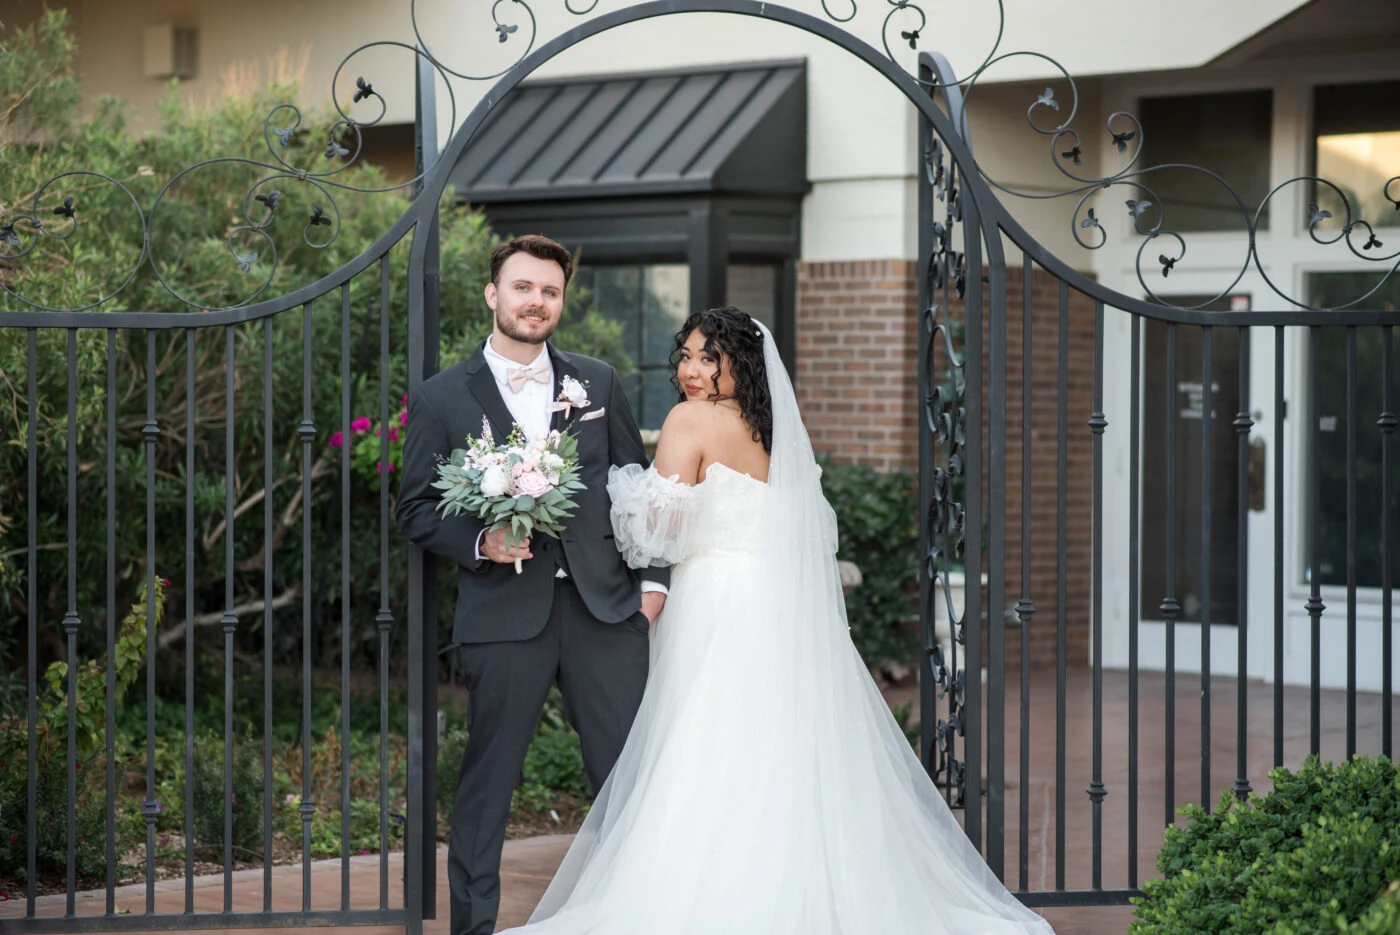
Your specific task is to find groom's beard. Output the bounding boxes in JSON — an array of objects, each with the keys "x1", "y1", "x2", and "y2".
[{"x1": 496, "y1": 306, "x2": 558, "y2": 345}]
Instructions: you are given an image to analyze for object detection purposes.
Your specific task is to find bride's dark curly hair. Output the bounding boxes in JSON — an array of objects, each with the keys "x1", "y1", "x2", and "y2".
[{"x1": 669, "y1": 306, "x2": 772, "y2": 452}]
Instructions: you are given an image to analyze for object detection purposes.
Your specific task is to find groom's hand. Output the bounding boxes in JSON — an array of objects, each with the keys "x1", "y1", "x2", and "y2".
[
  {"x1": 640, "y1": 591, "x2": 666, "y2": 626},
  {"x1": 481, "y1": 528, "x2": 533, "y2": 565}
]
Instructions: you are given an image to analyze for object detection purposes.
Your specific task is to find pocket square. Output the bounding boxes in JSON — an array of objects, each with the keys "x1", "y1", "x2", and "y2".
[{"x1": 579, "y1": 407, "x2": 607, "y2": 422}]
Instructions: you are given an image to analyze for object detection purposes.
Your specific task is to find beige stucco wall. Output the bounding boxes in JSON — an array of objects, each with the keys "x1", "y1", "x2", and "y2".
[{"x1": 1, "y1": 0, "x2": 1308, "y2": 266}]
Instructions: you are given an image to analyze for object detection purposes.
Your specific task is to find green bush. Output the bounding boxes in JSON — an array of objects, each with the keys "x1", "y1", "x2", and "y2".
[
  {"x1": 1130, "y1": 755, "x2": 1400, "y2": 934},
  {"x1": 818, "y1": 459, "x2": 919, "y2": 666},
  {"x1": 188, "y1": 733, "x2": 265, "y2": 860},
  {"x1": 0, "y1": 10, "x2": 632, "y2": 730},
  {"x1": 1349, "y1": 883, "x2": 1400, "y2": 935},
  {"x1": 0, "y1": 744, "x2": 109, "y2": 884},
  {"x1": 436, "y1": 688, "x2": 591, "y2": 818},
  {"x1": 0, "y1": 580, "x2": 160, "y2": 883}
]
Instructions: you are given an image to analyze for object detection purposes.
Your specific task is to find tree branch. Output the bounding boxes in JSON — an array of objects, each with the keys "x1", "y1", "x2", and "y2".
[{"x1": 157, "y1": 586, "x2": 301, "y2": 650}]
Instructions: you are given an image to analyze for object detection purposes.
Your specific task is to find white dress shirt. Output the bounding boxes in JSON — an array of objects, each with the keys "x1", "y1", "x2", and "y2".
[
  {"x1": 483, "y1": 337, "x2": 553, "y2": 442},
  {"x1": 474, "y1": 337, "x2": 667, "y2": 598}
]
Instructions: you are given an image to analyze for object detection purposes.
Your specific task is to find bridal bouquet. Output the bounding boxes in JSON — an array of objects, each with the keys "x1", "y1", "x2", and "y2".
[{"x1": 433, "y1": 419, "x2": 585, "y2": 573}]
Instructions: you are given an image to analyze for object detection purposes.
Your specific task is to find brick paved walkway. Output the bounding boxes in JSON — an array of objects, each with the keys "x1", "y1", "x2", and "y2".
[{"x1": 5, "y1": 670, "x2": 1392, "y2": 934}]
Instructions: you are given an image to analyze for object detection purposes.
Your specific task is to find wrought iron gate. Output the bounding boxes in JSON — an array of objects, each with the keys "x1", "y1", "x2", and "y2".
[{"x1": 1, "y1": 0, "x2": 1397, "y2": 929}]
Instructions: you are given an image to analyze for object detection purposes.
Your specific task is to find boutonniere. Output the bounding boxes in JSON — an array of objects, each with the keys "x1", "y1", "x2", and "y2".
[{"x1": 549, "y1": 375, "x2": 591, "y2": 418}]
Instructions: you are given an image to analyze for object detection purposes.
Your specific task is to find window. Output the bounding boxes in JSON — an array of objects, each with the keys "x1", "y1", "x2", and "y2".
[
  {"x1": 725, "y1": 264, "x2": 778, "y2": 328},
  {"x1": 573, "y1": 264, "x2": 690, "y2": 431},
  {"x1": 1312, "y1": 81, "x2": 1400, "y2": 231},
  {"x1": 1307, "y1": 272, "x2": 1400, "y2": 589},
  {"x1": 1140, "y1": 297, "x2": 1245, "y2": 625},
  {"x1": 1137, "y1": 90, "x2": 1273, "y2": 232},
  {"x1": 574, "y1": 261, "x2": 786, "y2": 431}
]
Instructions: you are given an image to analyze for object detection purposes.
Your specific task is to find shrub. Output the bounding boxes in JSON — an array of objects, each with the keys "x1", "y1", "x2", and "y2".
[
  {"x1": 818, "y1": 459, "x2": 919, "y2": 666},
  {"x1": 0, "y1": 10, "x2": 633, "y2": 727},
  {"x1": 1130, "y1": 755, "x2": 1400, "y2": 934},
  {"x1": 0, "y1": 580, "x2": 161, "y2": 883},
  {"x1": 189, "y1": 733, "x2": 265, "y2": 860},
  {"x1": 0, "y1": 741, "x2": 108, "y2": 884},
  {"x1": 437, "y1": 688, "x2": 592, "y2": 818}
]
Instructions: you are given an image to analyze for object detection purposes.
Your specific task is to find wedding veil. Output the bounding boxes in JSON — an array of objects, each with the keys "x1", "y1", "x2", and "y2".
[{"x1": 522, "y1": 320, "x2": 1051, "y2": 934}]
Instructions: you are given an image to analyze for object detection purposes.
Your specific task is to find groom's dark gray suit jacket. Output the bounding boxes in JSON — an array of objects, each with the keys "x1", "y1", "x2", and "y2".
[{"x1": 396, "y1": 341, "x2": 668, "y2": 644}]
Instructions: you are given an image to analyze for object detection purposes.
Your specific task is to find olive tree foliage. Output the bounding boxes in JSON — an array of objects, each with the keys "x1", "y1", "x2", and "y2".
[{"x1": 0, "y1": 10, "x2": 628, "y2": 711}]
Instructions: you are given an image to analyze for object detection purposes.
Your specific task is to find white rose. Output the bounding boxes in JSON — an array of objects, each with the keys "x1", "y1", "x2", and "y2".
[
  {"x1": 480, "y1": 465, "x2": 510, "y2": 498},
  {"x1": 560, "y1": 376, "x2": 589, "y2": 409}
]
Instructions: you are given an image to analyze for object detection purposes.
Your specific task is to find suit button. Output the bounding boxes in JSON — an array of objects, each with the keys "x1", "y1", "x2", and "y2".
[{"x1": 541, "y1": 541, "x2": 552, "y2": 551}]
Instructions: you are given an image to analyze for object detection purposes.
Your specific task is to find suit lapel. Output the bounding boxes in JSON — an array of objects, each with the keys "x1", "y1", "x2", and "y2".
[
  {"x1": 464, "y1": 344, "x2": 517, "y2": 443},
  {"x1": 548, "y1": 344, "x2": 581, "y2": 434}
]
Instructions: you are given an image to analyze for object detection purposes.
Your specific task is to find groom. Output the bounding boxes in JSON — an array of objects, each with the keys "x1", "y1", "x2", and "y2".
[{"x1": 396, "y1": 234, "x2": 668, "y2": 935}]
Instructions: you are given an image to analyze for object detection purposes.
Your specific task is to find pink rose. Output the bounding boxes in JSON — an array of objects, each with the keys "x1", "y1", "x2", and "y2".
[
  {"x1": 351, "y1": 416, "x2": 372, "y2": 433},
  {"x1": 515, "y1": 471, "x2": 551, "y2": 498},
  {"x1": 328, "y1": 431, "x2": 344, "y2": 448}
]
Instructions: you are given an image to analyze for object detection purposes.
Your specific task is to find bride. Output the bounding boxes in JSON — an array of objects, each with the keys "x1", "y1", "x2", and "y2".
[{"x1": 502, "y1": 307, "x2": 1053, "y2": 934}]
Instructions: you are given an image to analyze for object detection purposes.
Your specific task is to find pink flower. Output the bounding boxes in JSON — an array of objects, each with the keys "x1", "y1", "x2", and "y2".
[
  {"x1": 376, "y1": 460, "x2": 395, "y2": 474},
  {"x1": 515, "y1": 471, "x2": 551, "y2": 498},
  {"x1": 388, "y1": 426, "x2": 400, "y2": 443},
  {"x1": 401, "y1": 394, "x2": 407, "y2": 404},
  {"x1": 351, "y1": 416, "x2": 372, "y2": 433},
  {"x1": 399, "y1": 409, "x2": 408, "y2": 427},
  {"x1": 328, "y1": 431, "x2": 344, "y2": 448}
]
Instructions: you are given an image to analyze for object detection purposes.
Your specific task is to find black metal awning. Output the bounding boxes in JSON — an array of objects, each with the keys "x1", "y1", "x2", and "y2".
[{"x1": 450, "y1": 59, "x2": 808, "y2": 204}]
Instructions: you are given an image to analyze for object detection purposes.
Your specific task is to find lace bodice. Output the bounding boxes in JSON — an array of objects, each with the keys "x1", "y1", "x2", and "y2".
[{"x1": 607, "y1": 462, "x2": 769, "y2": 568}]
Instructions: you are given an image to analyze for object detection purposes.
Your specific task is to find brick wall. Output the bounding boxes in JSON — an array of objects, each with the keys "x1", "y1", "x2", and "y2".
[
  {"x1": 994, "y1": 266, "x2": 1097, "y2": 673},
  {"x1": 795, "y1": 260, "x2": 921, "y2": 473},
  {"x1": 794, "y1": 259, "x2": 1096, "y2": 670}
]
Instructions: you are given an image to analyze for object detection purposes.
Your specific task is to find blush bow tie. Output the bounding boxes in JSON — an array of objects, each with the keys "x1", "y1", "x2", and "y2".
[{"x1": 506, "y1": 361, "x2": 551, "y2": 394}]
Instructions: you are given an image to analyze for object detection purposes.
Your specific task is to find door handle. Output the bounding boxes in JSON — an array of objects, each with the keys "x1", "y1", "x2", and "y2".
[{"x1": 1247, "y1": 436, "x2": 1266, "y2": 512}]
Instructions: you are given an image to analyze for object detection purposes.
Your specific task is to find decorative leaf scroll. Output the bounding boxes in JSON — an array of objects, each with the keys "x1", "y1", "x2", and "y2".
[
  {"x1": 921, "y1": 137, "x2": 970, "y2": 808},
  {"x1": 2, "y1": 38, "x2": 460, "y2": 311},
  {"x1": 352, "y1": 76, "x2": 375, "y2": 103},
  {"x1": 8, "y1": 0, "x2": 1398, "y2": 315},
  {"x1": 957, "y1": 38, "x2": 1400, "y2": 310}
]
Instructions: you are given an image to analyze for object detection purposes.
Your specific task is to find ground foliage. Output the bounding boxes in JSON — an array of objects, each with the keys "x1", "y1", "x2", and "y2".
[
  {"x1": 819, "y1": 459, "x2": 919, "y2": 666},
  {"x1": 0, "y1": 10, "x2": 620, "y2": 890},
  {"x1": 1130, "y1": 755, "x2": 1400, "y2": 934}
]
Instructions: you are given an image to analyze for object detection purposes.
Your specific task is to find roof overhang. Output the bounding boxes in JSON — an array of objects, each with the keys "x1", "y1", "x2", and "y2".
[{"x1": 450, "y1": 59, "x2": 809, "y2": 204}]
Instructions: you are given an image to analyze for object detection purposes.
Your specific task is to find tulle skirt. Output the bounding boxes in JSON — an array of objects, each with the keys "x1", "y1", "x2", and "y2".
[{"x1": 500, "y1": 547, "x2": 1054, "y2": 935}]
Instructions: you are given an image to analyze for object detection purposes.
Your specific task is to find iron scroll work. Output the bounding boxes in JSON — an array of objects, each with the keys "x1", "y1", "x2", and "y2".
[
  {"x1": 4, "y1": 0, "x2": 1400, "y2": 928},
  {"x1": 5, "y1": 0, "x2": 1400, "y2": 315}
]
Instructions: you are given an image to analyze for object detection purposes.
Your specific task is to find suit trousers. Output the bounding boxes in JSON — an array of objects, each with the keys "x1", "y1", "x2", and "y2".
[{"x1": 448, "y1": 578, "x2": 650, "y2": 935}]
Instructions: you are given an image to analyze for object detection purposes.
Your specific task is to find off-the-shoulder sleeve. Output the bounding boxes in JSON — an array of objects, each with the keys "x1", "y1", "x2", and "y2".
[{"x1": 607, "y1": 463, "x2": 698, "y2": 568}]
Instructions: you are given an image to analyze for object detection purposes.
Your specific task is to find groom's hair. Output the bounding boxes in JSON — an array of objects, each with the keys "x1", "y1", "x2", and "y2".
[{"x1": 489, "y1": 235, "x2": 574, "y2": 289}]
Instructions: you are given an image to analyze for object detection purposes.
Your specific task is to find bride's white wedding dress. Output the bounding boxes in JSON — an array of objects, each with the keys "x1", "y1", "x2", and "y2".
[{"x1": 501, "y1": 326, "x2": 1053, "y2": 935}]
